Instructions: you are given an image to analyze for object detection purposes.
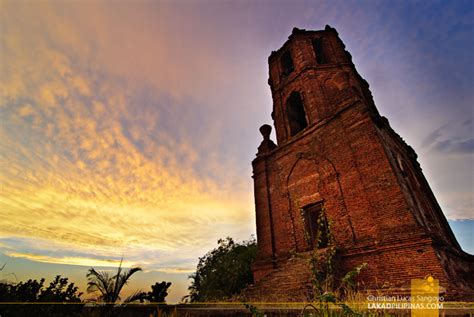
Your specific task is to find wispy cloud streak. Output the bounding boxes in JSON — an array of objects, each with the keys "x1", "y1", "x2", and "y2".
[{"x1": 0, "y1": 0, "x2": 254, "y2": 270}]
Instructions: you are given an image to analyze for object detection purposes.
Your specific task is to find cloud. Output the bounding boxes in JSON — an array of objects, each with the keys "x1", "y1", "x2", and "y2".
[
  {"x1": 5, "y1": 252, "x2": 137, "y2": 268},
  {"x1": 0, "y1": 0, "x2": 255, "y2": 273},
  {"x1": 436, "y1": 191, "x2": 474, "y2": 221},
  {"x1": 416, "y1": 120, "x2": 473, "y2": 220},
  {"x1": 421, "y1": 122, "x2": 473, "y2": 154},
  {"x1": 422, "y1": 126, "x2": 445, "y2": 148},
  {"x1": 434, "y1": 138, "x2": 474, "y2": 154},
  {"x1": 144, "y1": 267, "x2": 195, "y2": 274}
]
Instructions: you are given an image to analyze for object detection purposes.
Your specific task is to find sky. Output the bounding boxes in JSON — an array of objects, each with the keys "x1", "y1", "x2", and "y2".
[{"x1": 1, "y1": 0, "x2": 473, "y2": 303}]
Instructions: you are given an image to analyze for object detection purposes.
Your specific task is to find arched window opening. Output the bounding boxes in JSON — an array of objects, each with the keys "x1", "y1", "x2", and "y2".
[
  {"x1": 281, "y1": 50, "x2": 294, "y2": 77},
  {"x1": 287, "y1": 91, "x2": 308, "y2": 136},
  {"x1": 312, "y1": 38, "x2": 327, "y2": 64},
  {"x1": 303, "y1": 202, "x2": 329, "y2": 249}
]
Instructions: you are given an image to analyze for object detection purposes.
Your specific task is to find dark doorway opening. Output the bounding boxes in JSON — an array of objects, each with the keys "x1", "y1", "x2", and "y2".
[{"x1": 303, "y1": 202, "x2": 329, "y2": 249}]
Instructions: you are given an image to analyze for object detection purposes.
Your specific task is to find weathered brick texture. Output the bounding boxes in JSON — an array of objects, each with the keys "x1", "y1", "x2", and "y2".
[{"x1": 249, "y1": 26, "x2": 474, "y2": 301}]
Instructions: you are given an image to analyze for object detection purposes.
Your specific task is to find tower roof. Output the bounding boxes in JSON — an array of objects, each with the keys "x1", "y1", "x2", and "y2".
[{"x1": 268, "y1": 25, "x2": 339, "y2": 62}]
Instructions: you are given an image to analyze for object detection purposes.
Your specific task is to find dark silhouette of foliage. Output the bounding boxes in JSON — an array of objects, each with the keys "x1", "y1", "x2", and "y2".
[
  {"x1": 185, "y1": 236, "x2": 257, "y2": 302},
  {"x1": 139, "y1": 281, "x2": 171, "y2": 303},
  {"x1": 86, "y1": 259, "x2": 142, "y2": 303},
  {"x1": 0, "y1": 275, "x2": 82, "y2": 302},
  {"x1": 86, "y1": 260, "x2": 144, "y2": 317},
  {"x1": 0, "y1": 275, "x2": 83, "y2": 316},
  {"x1": 11, "y1": 278, "x2": 45, "y2": 302},
  {"x1": 40, "y1": 275, "x2": 83, "y2": 302}
]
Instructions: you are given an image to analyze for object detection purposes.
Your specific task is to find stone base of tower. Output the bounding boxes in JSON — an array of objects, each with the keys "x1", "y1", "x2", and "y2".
[
  {"x1": 243, "y1": 238, "x2": 474, "y2": 302},
  {"x1": 240, "y1": 254, "x2": 313, "y2": 302},
  {"x1": 340, "y1": 238, "x2": 474, "y2": 301}
]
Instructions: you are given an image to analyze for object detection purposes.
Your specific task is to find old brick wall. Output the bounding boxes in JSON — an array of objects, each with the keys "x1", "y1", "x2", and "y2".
[{"x1": 250, "y1": 26, "x2": 473, "y2": 300}]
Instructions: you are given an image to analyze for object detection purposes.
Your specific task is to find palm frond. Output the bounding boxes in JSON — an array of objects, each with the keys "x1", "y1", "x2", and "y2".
[
  {"x1": 116, "y1": 266, "x2": 143, "y2": 299},
  {"x1": 86, "y1": 259, "x2": 143, "y2": 304},
  {"x1": 123, "y1": 289, "x2": 145, "y2": 303},
  {"x1": 87, "y1": 268, "x2": 113, "y2": 301},
  {"x1": 112, "y1": 258, "x2": 124, "y2": 302}
]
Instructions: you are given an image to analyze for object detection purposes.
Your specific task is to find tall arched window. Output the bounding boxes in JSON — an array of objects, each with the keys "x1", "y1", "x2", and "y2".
[
  {"x1": 281, "y1": 50, "x2": 294, "y2": 77},
  {"x1": 312, "y1": 38, "x2": 327, "y2": 64},
  {"x1": 287, "y1": 91, "x2": 308, "y2": 136}
]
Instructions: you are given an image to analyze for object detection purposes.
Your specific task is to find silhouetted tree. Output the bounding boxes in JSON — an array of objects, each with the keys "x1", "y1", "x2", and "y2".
[
  {"x1": 86, "y1": 260, "x2": 142, "y2": 303},
  {"x1": 0, "y1": 276, "x2": 82, "y2": 302},
  {"x1": 12, "y1": 278, "x2": 44, "y2": 302},
  {"x1": 0, "y1": 275, "x2": 82, "y2": 316},
  {"x1": 39, "y1": 275, "x2": 83, "y2": 302},
  {"x1": 185, "y1": 237, "x2": 257, "y2": 302},
  {"x1": 140, "y1": 281, "x2": 171, "y2": 303}
]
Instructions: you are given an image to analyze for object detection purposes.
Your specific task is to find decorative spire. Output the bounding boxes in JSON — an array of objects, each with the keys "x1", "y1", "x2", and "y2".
[{"x1": 257, "y1": 124, "x2": 277, "y2": 156}]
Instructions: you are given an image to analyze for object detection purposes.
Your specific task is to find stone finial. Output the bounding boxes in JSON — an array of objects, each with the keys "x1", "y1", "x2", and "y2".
[
  {"x1": 257, "y1": 124, "x2": 277, "y2": 156},
  {"x1": 260, "y1": 124, "x2": 272, "y2": 140}
]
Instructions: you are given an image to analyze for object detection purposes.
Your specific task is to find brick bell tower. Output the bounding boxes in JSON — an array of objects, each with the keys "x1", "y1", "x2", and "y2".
[{"x1": 249, "y1": 26, "x2": 473, "y2": 301}]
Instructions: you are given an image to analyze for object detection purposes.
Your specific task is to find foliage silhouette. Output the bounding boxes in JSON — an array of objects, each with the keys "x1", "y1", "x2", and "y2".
[
  {"x1": 0, "y1": 275, "x2": 83, "y2": 316},
  {"x1": 139, "y1": 281, "x2": 172, "y2": 303},
  {"x1": 185, "y1": 236, "x2": 257, "y2": 302},
  {"x1": 86, "y1": 259, "x2": 142, "y2": 304}
]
